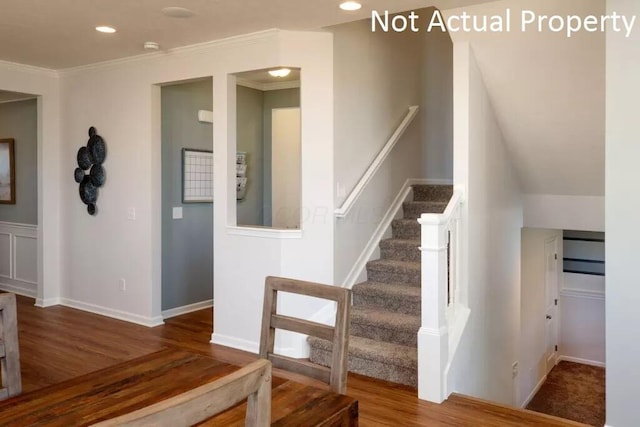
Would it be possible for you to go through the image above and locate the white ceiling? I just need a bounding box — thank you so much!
[445,0,605,196]
[0,0,495,69]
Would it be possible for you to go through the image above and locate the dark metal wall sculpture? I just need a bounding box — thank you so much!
[74,127,106,215]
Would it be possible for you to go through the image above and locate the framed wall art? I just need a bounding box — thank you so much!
[0,138,16,204]
[182,148,213,203]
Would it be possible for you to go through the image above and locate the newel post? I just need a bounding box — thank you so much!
[417,213,449,403]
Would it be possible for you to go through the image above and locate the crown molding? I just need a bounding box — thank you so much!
[236,77,300,92]
[0,59,58,78]
[58,28,281,76]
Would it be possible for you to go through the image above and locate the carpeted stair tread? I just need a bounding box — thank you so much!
[412,184,453,202]
[391,218,420,240]
[350,306,420,346]
[402,200,448,219]
[308,335,417,370]
[379,238,421,262]
[366,259,421,286]
[352,281,421,316]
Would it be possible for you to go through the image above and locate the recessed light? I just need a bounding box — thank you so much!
[162,7,195,18]
[95,26,116,33]
[339,1,362,11]
[268,68,291,78]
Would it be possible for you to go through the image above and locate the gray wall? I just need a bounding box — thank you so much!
[0,98,38,225]
[421,8,453,181]
[161,79,213,311]
[236,85,264,226]
[262,88,300,226]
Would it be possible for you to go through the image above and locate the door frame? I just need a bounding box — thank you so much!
[544,236,560,374]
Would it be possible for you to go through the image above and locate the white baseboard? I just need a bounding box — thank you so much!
[35,297,61,307]
[424,178,454,185]
[162,299,213,319]
[341,178,429,289]
[521,374,548,408]
[0,282,37,298]
[59,298,164,327]
[211,332,258,354]
[557,355,605,368]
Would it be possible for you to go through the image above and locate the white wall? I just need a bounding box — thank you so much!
[329,10,453,286]
[606,0,640,421]
[519,228,562,407]
[0,222,38,297]
[559,291,605,366]
[447,42,523,405]
[523,194,604,232]
[57,30,335,357]
[0,60,62,307]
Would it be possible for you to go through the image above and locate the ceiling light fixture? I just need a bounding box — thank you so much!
[162,7,195,18]
[144,42,160,51]
[268,68,292,78]
[339,1,362,11]
[95,26,116,33]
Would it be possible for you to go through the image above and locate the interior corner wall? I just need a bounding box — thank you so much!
[0,98,38,224]
[519,228,562,407]
[422,8,454,182]
[161,79,213,311]
[0,62,62,306]
[606,0,640,424]
[447,42,523,405]
[328,12,425,285]
[236,85,264,226]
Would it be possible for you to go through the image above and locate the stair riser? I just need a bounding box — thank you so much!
[310,347,417,387]
[352,292,420,316]
[350,321,418,347]
[367,269,420,287]
[413,185,453,203]
[402,202,446,219]
[391,222,420,240]
[380,245,421,262]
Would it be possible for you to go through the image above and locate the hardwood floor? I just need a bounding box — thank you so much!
[14,295,586,426]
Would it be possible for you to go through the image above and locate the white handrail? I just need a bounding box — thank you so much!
[334,105,419,218]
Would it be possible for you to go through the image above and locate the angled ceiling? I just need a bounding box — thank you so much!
[445,0,605,196]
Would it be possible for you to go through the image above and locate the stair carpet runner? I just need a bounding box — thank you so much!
[309,184,452,387]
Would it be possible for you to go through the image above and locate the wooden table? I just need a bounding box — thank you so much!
[0,348,358,426]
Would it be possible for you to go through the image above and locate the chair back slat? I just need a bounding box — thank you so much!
[268,353,331,384]
[270,314,334,342]
[260,276,351,394]
[92,359,272,427]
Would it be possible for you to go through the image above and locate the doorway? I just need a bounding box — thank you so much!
[0,92,39,298]
[160,78,214,317]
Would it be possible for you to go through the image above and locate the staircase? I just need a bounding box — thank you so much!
[309,184,453,387]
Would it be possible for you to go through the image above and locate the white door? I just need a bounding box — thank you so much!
[544,237,559,374]
[271,107,301,229]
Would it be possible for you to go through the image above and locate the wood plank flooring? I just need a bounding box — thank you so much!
[13,295,586,426]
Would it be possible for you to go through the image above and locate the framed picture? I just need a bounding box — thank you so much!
[182,148,213,203]
[0,139,16,205]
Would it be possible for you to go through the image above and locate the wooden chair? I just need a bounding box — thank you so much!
[0,293,21,400]
[92,359,271,427]
[259,276,351,394]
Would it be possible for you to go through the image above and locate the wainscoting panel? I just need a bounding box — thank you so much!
[0,232,11,279]
[0,222,38,297]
